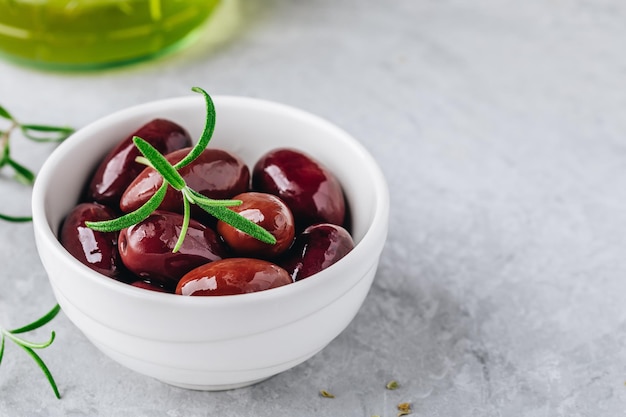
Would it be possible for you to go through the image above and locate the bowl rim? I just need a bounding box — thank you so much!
[32,94,390,306]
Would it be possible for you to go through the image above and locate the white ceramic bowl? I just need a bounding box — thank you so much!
[32,94,389,390]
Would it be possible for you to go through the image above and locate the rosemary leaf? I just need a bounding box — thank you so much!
[193,198,276,244]
[0,139,9,165]
[173,192,192,253]
[17,344,60,399]
[10,304,61,334]
[0,105,14,121]
[6,331,55,350]
[186,188,242,207]
[0,335,4,366]
[174,87,216,170]
[7,158,36,185]
[133,136,185,190]
[134,156,153,167]
[20,124,74,142]
[86,182,168,232]
[0,213,32,222]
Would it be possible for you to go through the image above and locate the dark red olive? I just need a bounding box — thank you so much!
[176,258,293,296]
[279,223,355,281]
[59,202,124,279]
[130,279,173,293]
[119,148,250,219]
[252,148,346,229]
[87,119,192,207]
[118,211,228,287]
[217,192,295,258]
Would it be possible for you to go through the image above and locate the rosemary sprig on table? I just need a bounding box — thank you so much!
[0,304,62,398]
[0,103,74,221]
[0,103,69,398]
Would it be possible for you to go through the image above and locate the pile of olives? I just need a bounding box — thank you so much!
[60,119,355,296]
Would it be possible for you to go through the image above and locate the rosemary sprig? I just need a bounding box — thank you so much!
[0,304,62,399]
[86,87,276,252]
[0,103,74,221]
[19,124,75,143]
[0,213,32,222]
[0,103,66,398]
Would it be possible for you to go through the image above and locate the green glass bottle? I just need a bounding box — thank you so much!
[0,0,221,70]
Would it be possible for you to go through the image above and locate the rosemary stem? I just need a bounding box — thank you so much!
[0,122,17,153]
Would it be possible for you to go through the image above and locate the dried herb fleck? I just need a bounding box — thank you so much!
[386,379,399,390]
[319,389,335,398]
[397,402,412,416]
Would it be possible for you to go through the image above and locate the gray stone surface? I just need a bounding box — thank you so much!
[1,0,625,415]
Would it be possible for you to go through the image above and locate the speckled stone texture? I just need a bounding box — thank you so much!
[1,0,625,416]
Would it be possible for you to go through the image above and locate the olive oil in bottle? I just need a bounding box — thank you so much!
[0,0,221,69]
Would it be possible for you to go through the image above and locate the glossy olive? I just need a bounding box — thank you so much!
[118,211,228,287]
[130,279,173,293]
[176,258,293,296]
[119,148,250,219]
[280,223,355,281]
[217,192,295,258]
[87,118,191,207]
[59,202,124,279]
[252,148,346,228]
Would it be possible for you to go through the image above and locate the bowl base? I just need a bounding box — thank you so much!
[160,376,272,391]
